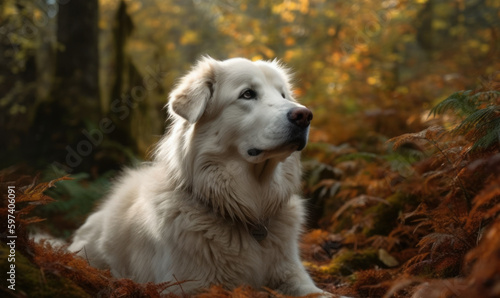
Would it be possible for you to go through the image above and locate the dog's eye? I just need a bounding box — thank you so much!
[281,93,286,98]
[239,89,257,100]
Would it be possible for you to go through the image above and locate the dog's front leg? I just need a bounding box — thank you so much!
[271,256,331,297]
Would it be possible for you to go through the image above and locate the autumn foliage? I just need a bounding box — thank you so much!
[299,76,500,297]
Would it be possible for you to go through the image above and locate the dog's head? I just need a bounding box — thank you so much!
[169,57,312,164]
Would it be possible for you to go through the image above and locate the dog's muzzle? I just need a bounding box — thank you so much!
[247,107,313,157]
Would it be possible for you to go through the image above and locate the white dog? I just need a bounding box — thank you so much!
[69,57,325,296]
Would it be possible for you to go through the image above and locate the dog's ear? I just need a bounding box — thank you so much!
[169,57,217,123]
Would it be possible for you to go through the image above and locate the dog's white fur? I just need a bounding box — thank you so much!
[69,57,323,296]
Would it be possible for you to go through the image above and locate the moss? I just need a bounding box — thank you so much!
[331,213,354,233]
[363,192,417,237]
[0,244,89,297]
[321,248,383,276]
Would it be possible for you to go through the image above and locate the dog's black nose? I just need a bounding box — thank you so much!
[287,107,313,128]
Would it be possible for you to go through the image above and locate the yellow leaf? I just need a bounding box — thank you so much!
[395,86,409,94]
[432,19,448,30]
[252,55,264,61]
[285,37,296,46]
[180,30,199,45]
[284,50,296,61]
[260,46,275,59]
[480,44,490,53]
[367,76,379,85]
[328,27,337,36]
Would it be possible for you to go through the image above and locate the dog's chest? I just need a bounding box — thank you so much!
[230,222,292,277]
[163,193,303,288]
[227,231,280,285]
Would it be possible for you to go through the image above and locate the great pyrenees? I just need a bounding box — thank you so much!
[69,57,325,296]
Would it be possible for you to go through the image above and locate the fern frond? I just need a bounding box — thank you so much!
[471,117,500,150]
[335,152,379,163]
[417,233,456,254]
[404,252,430,271]
[383,277,424,298]
[387,126,444,150]
[430,90,475,116]
[455,106,499,133]
[333,195,389,220]
[430,89,500,151]
[430,90,500,117]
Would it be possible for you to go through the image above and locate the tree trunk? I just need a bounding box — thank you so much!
[106,0,139,154]
[55,0,100,119]
[32,0,100,173]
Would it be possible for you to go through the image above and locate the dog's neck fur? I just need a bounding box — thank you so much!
[154,120,302,227]
[253,158,281,183]
[191,154,299,226]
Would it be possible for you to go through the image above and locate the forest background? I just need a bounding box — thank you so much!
[1,0,499,297]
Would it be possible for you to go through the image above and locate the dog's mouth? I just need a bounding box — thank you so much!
[247,148,264,156]
[247,138,307,157]
[244,124,310,161]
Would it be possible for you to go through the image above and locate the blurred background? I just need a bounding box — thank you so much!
[2,1,500,296]
[1,0,499,242]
